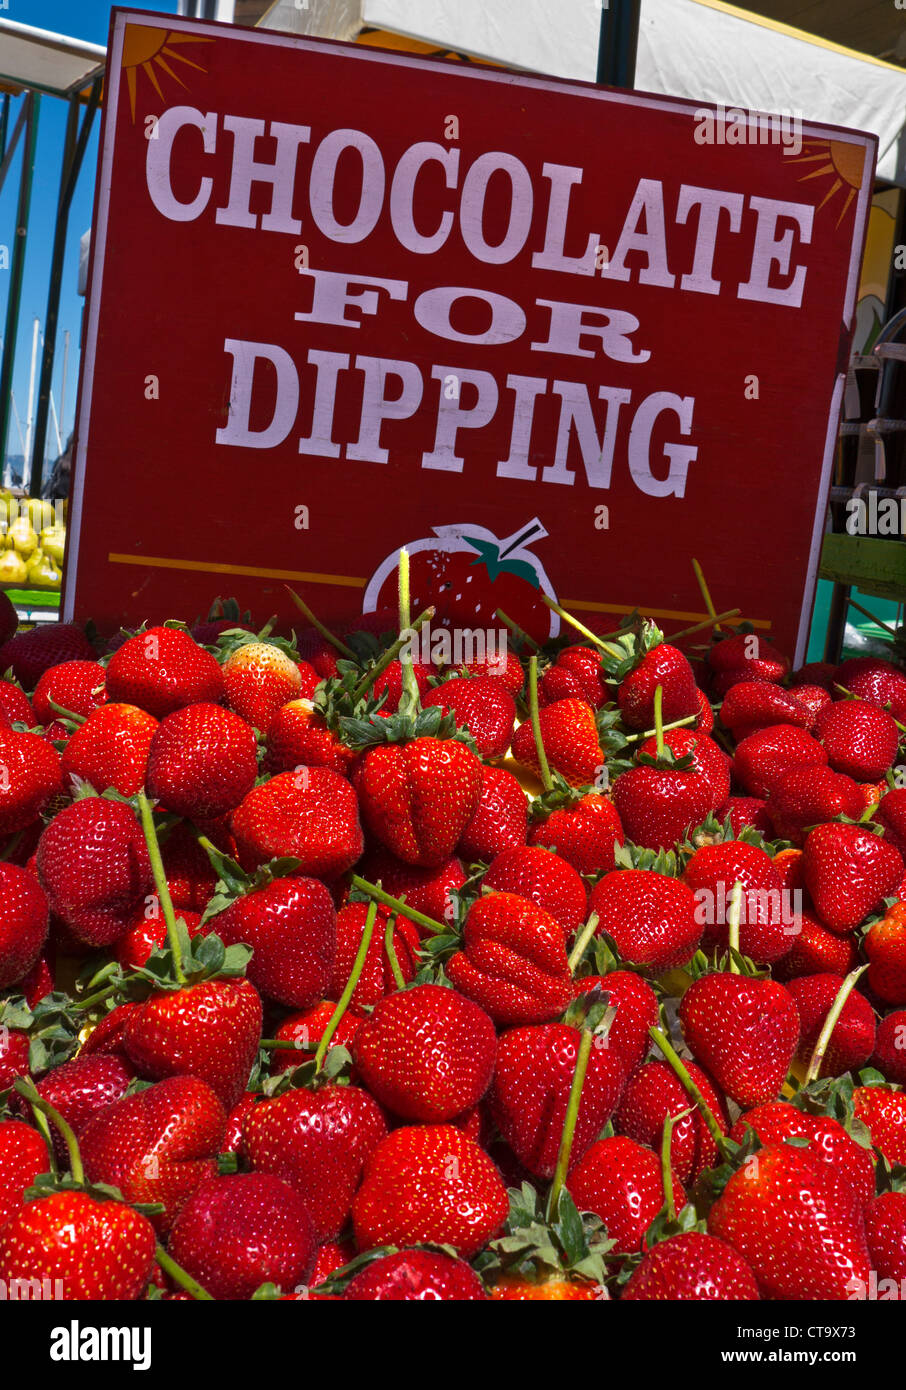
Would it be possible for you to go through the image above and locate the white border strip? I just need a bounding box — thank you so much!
[65,9,877,654]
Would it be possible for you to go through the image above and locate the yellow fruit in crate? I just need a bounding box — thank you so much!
[7,517,38,558]
[26,498,55,531]
[0,549,28,585]
[28,551,62,589]
[40,526,66,565]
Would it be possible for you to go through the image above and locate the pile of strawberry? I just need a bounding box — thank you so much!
[1,573,906,1302]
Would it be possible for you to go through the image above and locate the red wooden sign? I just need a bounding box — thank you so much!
[65,8,875,661]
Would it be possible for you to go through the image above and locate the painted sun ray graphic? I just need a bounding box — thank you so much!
[784,138,864,229]
[121,26,214,121]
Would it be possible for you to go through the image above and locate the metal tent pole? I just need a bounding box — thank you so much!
[0,92,40,479]
[30,78,101,497]
[596,0,642,86]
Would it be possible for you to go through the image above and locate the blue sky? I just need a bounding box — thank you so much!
[0,0,179,468]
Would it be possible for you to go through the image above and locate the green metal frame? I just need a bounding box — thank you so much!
[596,0,641,86]
[0,90,40,479]
[30,76,102,495]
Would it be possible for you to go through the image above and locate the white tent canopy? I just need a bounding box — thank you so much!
[0,16,105,97]
[261,0,906,184]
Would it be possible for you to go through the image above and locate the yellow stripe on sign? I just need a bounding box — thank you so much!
[562,597,771,629]
[107,553,367,588]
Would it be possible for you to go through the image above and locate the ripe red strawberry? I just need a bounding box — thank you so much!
[681,840,793,964]
[124,976,262,1109]
[106,625,224,717]
[60,703,158,797]
[874,788,906,857]
[773,909,859,982]
[489,1276,599,1300]
[25,1055,133,1163]
[570,1136,683,1254]
[865,904,906,1004]
[528,793,622,877]
[708,632,789,689]
[168,1172,316,1299]
[765,764,865,845]
[708,1142,871,1299]
[791,661,838,692]
[161,821,219,912]
[636,728,731,806]
[446,891,572,1025]
[733,725,828,798]
[216,876,336,1009]
[0,1119,48,1231]
[0,1024,29,1090]
[785,973,876,1077]
[802,822,903,933]
[618,644,699,731]
[679,973,799,1107]
[0,862,48,988]
[589,870,701,971]
[730,1102,875,1208]
[222,642,304,732]
[354,846,466,928]
[457,645,524,695]
[75,1001,138,1059]
[482,844,587,931]
[622,1231,760,1300]
[458,765,528,861]
[115,904,203,970]
[329,902,419,1008]
[716,796,772,837]
[0,623,96,689]
[421,676,516,759]
[0,1187,156,1300]
[32,661,107,725]
[573,971,658,1071]
[352,1124,508,1257]
[837,656,906,723]
[231,768,364,879]
[369,658,434,715]
[269,1002,362,1075]
[511,697,604,788]
[352,983,496,1122]
[815,699,900,781]
[614,1058,730,1185]
[36,797,152,947]
[0,679,35,727]
[355,736,481,867]
[343,1249,487,1301]
[853,1085,906,1165]
[18,949,54,1007]
[864,1192,906,1283]
[80,1074,226,1234]
[720,681,813,738]
[791,683,833,724]
[871,1009,906,1085]
[490,1022,626,1178]
[0,728,62,833]
[266,699,356,777]
[244,1084,387,1241]
[613,762,714,851]
[540,645,606,708]
[146,703,258,819]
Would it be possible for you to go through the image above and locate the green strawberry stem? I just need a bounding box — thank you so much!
[648,1026,732,1162]
[727,879,743,974]
[384,916,406,991]
[669,608,741,644]
[15,1080,84,1184]
[314,900,379,1072]
[495,607,541,654]
[17,1083,58,1176]
[350,874,447,936]
[623,712,700,744]
[803,964,870,1085]
[350,604,435,704]
[528,656,554,793]
[47,698,87,726]
[73,982,119,1012]
[691,558,723,633]
[397,548,422,718]
[653,684,665,759]
[259,1039,308,1051]
[546,1025,593,1220]
[136,791,186,986]
[285,586,358,661]
[540,595,620,658]
[567,912,600,975]
[660,1109,690,1222]
[154,1245,214,1301]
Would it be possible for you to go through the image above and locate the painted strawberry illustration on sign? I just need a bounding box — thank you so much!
[363,520,560,644]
